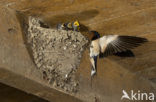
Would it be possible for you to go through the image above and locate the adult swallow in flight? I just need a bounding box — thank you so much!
[89,31,148,77]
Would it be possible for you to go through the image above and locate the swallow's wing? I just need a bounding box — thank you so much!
[99,35,148,57]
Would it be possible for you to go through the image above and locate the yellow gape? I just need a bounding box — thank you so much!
[74,20,80,26]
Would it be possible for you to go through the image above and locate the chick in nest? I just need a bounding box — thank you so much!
[57,20,80,31]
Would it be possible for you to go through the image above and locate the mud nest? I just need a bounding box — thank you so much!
[27,17,88,92]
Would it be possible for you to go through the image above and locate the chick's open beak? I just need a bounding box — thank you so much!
[74,21,80,26]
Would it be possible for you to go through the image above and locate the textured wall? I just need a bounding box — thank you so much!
[0,0,156,102]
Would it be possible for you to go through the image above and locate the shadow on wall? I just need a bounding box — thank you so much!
[15,11,36,67]
[0,83,49,102]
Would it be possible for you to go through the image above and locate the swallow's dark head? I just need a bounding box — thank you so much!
[89,31,100,40]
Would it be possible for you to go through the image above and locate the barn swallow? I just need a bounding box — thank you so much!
[89,31,148,77]
[57,23,66,30]
[64,22,73,30]
[72,20,80,31]
[57,20,80,31]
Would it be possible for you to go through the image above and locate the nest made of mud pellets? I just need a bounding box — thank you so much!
[27,17,88,92]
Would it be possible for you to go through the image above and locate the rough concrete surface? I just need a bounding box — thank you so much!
[0,0,156,102]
